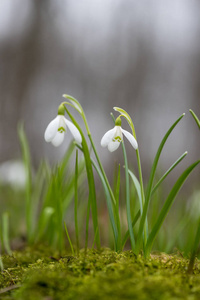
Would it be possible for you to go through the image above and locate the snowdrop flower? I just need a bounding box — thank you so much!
[44,105,82,147]
[101,117,138,152]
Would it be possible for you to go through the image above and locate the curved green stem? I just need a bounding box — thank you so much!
[88,134,121,250]
[74,149,79,255]
[135,148,147,244]
[63,106,101,249]
[122,141,136,251]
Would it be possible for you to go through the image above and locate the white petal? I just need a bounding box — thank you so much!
[100,127,116,147]
[44,116,60,142]
[51,131,65,147]
[108,140,121,152]
[58,115,67,130]
[114,126,123,141]
[121,129,138,150]
[64,118,82,144]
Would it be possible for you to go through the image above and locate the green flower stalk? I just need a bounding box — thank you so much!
[101,114,138,251]
[112,108,147,249]
[61,103,101,249]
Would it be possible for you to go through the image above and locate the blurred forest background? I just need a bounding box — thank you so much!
[0,0,199,184]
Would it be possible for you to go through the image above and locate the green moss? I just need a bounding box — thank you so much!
[0,248,200,300]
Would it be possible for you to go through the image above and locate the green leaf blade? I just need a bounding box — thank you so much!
[151,151,188,196]
[189,109,200,129]
[145,160,200,257]
[135,113,185,255]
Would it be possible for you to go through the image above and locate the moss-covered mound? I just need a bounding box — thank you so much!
[0,247,200,299]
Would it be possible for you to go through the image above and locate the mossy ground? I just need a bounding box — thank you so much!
[0,247,200,300]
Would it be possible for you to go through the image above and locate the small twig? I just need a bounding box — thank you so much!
[0,284,21,294]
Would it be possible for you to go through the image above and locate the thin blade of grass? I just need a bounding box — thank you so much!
[189,109,200,129]
[135,114,185,255]
[36,207,54,242]
[2,212,12,256]
[62,157,85,212]
[0,232,3,270]
[74,149,79,255]
[88,135,116,206]
[85,195,90,255]
[60,142,75,175]
[18,122,32,243]
[188,218,200,273]
[122,209,140,250]
[151,151,188,196]
[122,142,136,251]
[92,228,99,250]
[92,159,119,250]
[128,170,142,213]
[30,161,48,243]
[64,222,74,255]
[64,106,100,249]
[113,163,121,250]
[0,256,3,271]
[114,164,121,214]
[145,160,200,257]
[128,169,148,240]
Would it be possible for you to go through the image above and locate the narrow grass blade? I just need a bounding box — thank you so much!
[64,107,100,249]
[30,161,49,242]
[2,213,12,256]
[64,222,74,255]
[88,135,116,206]
[36,207,54,242]
[135,114,185,254]
[151,151,188,195]
[0,256,3,271]
[34,146,84,248]
[145,160,200,257]
[189,109,200,129]
[114,164,122,249]
[188,218,200,273]
[164,214,191,253]
[92,228,99,250]
[128,169,148,240]
[85,195,90,254]
[128,170,142,213]
[92,160,119,250]
[114,164,121,213]
[62,156,85,212]
[60,142,75,175]
[78,141,120,250]
[18,122,32,242]
[122,142,136,251]
[192,218,200,255]
[74,149,79,255]
[122,209,140,250]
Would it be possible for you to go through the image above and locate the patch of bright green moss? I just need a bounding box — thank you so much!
[0,248,200,300]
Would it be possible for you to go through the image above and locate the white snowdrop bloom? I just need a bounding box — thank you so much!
[101,125,138,152]
[44,115,82,147]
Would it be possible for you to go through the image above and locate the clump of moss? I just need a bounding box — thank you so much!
[0,248,200,300]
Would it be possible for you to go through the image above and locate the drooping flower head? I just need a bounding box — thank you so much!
[44,104,82,147]
[101,116,138,152]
